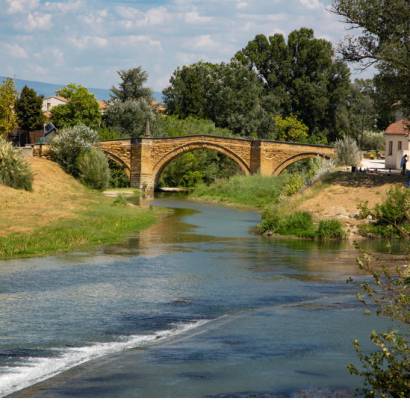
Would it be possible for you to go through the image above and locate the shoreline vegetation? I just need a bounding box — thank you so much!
[0,157,159,260]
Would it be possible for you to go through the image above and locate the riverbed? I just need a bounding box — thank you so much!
[0,198,397,397]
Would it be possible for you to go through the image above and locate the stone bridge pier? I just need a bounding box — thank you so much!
[98,135,335,197]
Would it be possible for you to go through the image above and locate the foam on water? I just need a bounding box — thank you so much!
[0,319,209,397]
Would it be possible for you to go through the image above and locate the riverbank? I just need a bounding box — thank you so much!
[0,157,159,259]
[189,171,405,240]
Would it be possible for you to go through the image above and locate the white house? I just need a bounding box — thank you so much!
[385,119,410,170]
[42,96,68,113]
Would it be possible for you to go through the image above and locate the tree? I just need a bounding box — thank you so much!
[76,147,110,190]
[103,99,157,138]
[235,28,353,141]
[110,66,152,102]
[347,252,409,397]
[51,84,101,129]
[0,78,18,139]
[272,115,309,143]
[335,135,362,167]
[332,0,410,116]
[163,61,272,137]
[49,125,99,176]
[15,86,44,132]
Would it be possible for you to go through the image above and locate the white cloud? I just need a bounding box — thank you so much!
[43,0,82,13]
[23,12,52,31]
[4,43,28,59]
[299,0,322,9]
[6,0,37,14]
[69,36,108,49]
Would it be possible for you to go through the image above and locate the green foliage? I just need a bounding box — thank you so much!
[159,150,240,188]
[317,219,345,240]
[0,78,18,138]
[103,99,156,138]
[272,115,309,143]
[358,187,410,238]
[191,175,289,208]
[108,159,130,188]
[347,253,410,397]
[282,173,305,196]
[236,28,354,141]
[51,83,101,129]
[110,66,152,102]
[0,138,33,190]
[156,115,236,137]
[359,131,384,151]
[332,0,410,117]
[260,208,316,238]
[49,125,98,177]
[335,136,362,167]
[76,147,110,190]
[97,127,124,141]
[112,194,129,206]
[163,61,271,137]
[15,86,44,132]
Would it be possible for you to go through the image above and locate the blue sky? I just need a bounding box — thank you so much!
[0,0,361,91]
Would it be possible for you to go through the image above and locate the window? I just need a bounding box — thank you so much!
[389,141,393,156]
[399,141,402,150]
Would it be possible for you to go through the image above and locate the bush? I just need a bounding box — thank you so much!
[335,136,362,167]
[76,148,110,190]
[358,187,410,238]
[260,208,316,238]
[359,131,385,151]
[49,125,99,176]
[317,219,345,240]
[0,139,33,190]
[282,173,305,196]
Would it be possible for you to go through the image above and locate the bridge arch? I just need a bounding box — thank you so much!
[101,150,131,177]
[273,152,332,176]
[152,141,251,186]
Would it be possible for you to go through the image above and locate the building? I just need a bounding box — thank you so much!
[42,95,68,114]
[385,119,410,169]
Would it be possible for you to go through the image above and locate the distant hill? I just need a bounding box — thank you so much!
[0,76,163,102]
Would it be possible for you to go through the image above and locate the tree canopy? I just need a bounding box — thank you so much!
[51,84,101,129]
[0,78,18,138]
[110,66,152,102]
[15,86,44,132]
[332,0,410,116]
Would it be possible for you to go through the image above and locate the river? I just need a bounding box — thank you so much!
[0,198,397,397]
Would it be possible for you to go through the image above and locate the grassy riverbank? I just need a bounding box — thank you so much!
[0,157,158,259]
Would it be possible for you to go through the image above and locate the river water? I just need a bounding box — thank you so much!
[0,198,397,397]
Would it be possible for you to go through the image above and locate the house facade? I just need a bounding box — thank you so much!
[385,119,410,169]
[42,96,68,113]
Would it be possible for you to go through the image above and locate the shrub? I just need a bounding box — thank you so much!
[317,219,345,240]
[260,208,316,238]
[76,148,110,190]
[0,139,33,190]
[335,136,362,167]
[282,173,305,196]
[358,187,410,238]
[49,125,98,176]
[359,131,385,151]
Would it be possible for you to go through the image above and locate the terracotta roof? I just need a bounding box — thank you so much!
[98,100,108,110]
[385,119,410,135]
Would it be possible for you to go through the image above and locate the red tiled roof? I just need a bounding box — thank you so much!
[385,119,410,135]
[98,100,107,110]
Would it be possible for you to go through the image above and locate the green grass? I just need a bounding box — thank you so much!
[190,174,290,208]
[0,199,158,259]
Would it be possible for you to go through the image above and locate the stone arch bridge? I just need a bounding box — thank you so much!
[96,135,335,194]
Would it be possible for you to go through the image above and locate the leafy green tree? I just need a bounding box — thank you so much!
[332,0,410,116]
[335,135,362,167]
[110,66,152,102]
[15,86,44,132]
[103,99,156,138]
[235,28,353,141]
[272,115,309,143]
[163,61,272,137]
[0,78,18,138]
[51,84,101,129]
